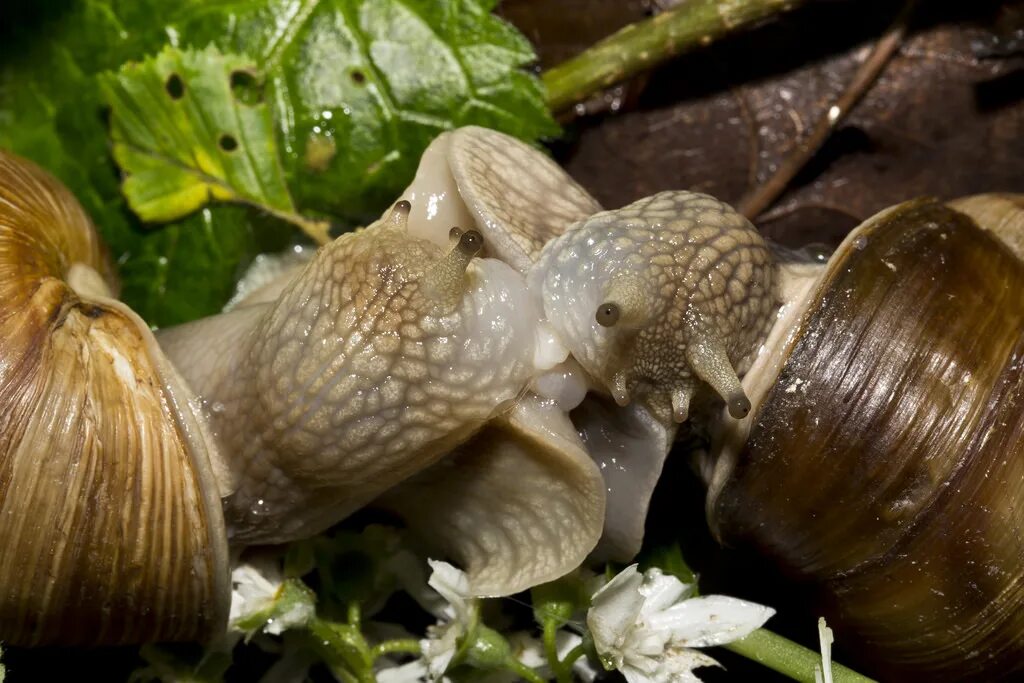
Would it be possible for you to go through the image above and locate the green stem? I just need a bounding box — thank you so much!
[267,206,331,245]
[560,642,588,671]
[370,639,422,660]
[347,601,362,629]
[542,0,806,113]
[724,629,877,683]
[307,618,375,683]
[506,657,548,683]
[542,620,571,683]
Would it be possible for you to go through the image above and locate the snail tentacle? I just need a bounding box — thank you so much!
[423,226,484,312]
[682,316,751,420]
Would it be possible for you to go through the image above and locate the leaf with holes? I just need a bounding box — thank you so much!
[176,0,560,223]
[101,45,327,242]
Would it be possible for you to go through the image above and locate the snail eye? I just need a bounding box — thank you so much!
[449,226,463,241]
[595,302,620,327]
[457,229,483,256]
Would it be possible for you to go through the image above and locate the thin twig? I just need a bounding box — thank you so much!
[737,2,917,220]
[542,0,807,114]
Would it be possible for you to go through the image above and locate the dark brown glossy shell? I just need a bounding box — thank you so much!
[708,199,1024,680]
[0,150,229,645]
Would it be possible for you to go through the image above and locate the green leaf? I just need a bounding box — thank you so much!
[0,3,292,326]
[108,205,292,325]
[175,0,559,222]
[1,0,556,324]
[100,45,329,242]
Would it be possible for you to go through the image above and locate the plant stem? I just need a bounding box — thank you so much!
[307,618,375,683]
[268,206,331,245]
[370,639,422,660]
[542,0,806,113]
[506,657,548,683]
[560,642,589,672]
[542,620,571,683]
[724,629,877,683]
[736,0,916,219]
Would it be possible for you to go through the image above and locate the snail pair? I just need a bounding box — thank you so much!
[2,128,1023,681]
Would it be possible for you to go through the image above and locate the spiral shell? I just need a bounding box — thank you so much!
[707,199,1024,680]
[0,150,229,645]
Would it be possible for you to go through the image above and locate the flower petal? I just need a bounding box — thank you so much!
[662,647,721,675]
[637,568,691,615]
[427,560,472,623]
[422,623,460,679]
[650,595,775,647]
[588,564,646,654]
[377,658,429,683]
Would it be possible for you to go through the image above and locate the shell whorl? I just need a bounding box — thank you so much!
[0,150,229,645]
[708,199,1024,680]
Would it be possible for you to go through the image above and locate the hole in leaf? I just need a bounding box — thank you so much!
[230,69,264,105]
[219,134,239,152]
[350,69,366,85]
[165,73,185,99]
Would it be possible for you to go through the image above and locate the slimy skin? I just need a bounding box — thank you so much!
[160,129,779,591]
[528,191,778,426]
[159,202,546,545]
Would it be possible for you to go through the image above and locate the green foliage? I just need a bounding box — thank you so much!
[101,46,299,226]
[0,0,555,325]
[174,0,559,224]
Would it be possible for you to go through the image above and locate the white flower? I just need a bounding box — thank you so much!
[419,559,477,680]
[587,564,775,683]
[228,558,315,636]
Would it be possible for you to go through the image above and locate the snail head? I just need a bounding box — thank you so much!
[529,191,778,425]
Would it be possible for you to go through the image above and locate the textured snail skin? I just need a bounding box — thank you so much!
[403,125,602,268]
[0,150,229,646]
[528,191,777,426]
[708,199,1024,681]
[159,204,545,546]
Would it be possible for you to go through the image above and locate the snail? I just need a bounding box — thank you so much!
[3,125,1021,681]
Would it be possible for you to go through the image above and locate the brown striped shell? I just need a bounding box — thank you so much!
[706,198,1024,681]
[0,150,229,645]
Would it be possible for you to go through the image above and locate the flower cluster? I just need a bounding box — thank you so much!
[588,565,775,683]
[387,560,774,683]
